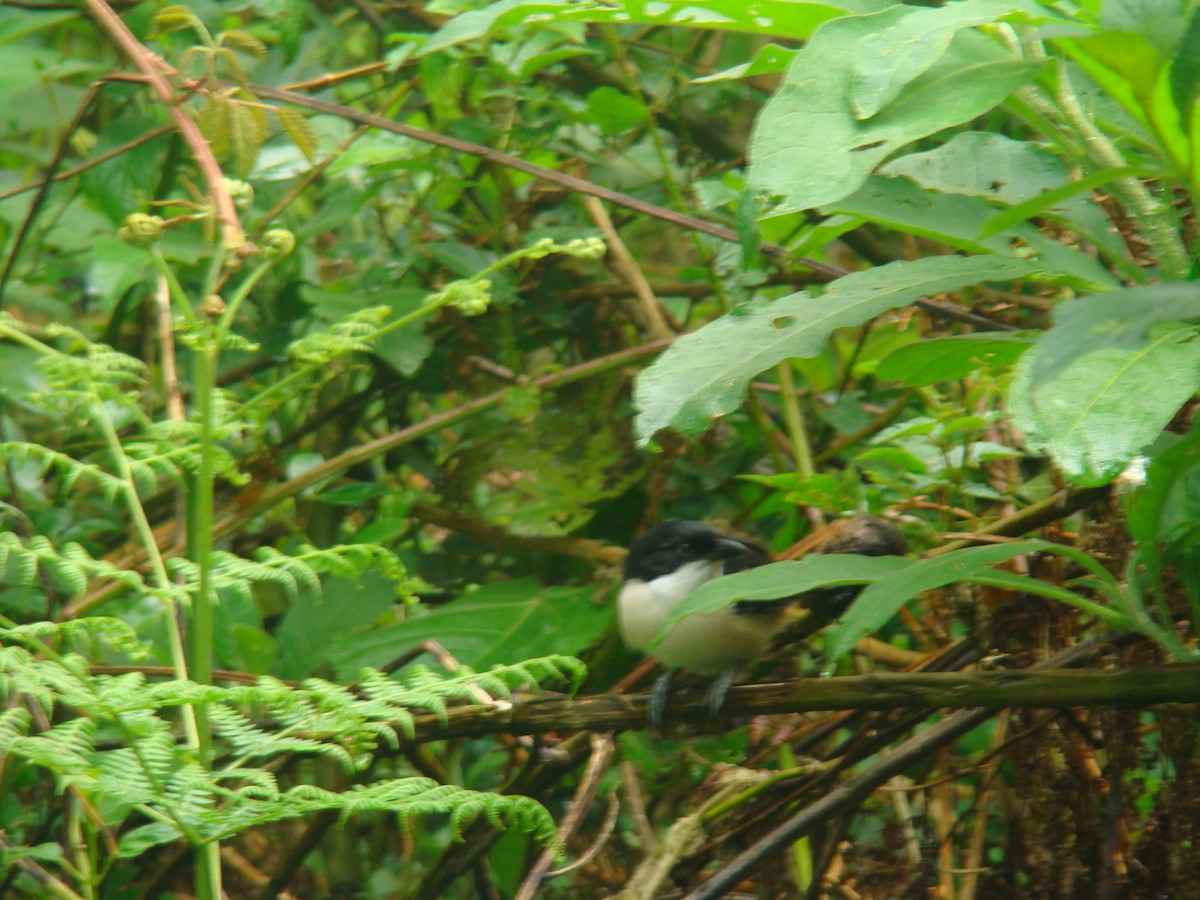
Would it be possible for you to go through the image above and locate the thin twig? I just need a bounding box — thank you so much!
[581,194,675,339]
[0,81,104,305]
[515,733,615,900]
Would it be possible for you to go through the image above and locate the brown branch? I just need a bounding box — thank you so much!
[515,733,614,900]
[391,659,1200,747]
[83,0,243,248]
[0,81,104,305]
[581,194,675,340]
[240,81,1014,332]
[931,484,1112,556]
[411,502,625,566]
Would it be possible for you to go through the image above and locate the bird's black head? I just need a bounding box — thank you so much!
[623,520,752,582]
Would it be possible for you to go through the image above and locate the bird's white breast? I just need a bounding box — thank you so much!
[617,561,779,676]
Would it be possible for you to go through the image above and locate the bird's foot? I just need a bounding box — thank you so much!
[648,668,677,730]
[705,668,735,718]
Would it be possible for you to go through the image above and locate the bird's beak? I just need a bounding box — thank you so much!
[711,537,750,561]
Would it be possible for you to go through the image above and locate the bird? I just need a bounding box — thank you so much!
[616,520,786,727]
[617,517,907,728]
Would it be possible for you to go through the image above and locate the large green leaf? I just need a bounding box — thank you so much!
[334,579,611,677]
[830,176,1120,290]
[1009,324,1200,485]
[879,132,1134,269]
[655,554,911,644]
[634,254,1038,443]
[750,10,1040,215]
[421,0,870,55]
[824,541,1121,659]
[852,0,1030,119]
[276,572,400,680]
[1030,283,1200,383]
[880,132,1068,205]
[1057,29,1189,174]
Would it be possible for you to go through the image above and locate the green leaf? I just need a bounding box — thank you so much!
[1169,6,1200,131]
[275,106,317,162]
[1056,32,1189,170]
[634,254,1038,443]
[89,236,151,311]
[231,97,268,175]
[276,571,400,679]
[691,43,797,84]
[334,579,611,676]
[977,164,1148,238]
[656,554,912,644]
[878,132,1140,268]
[421,0,868,55]
[880,132,1070,205]
[1125,423,1200,546]
[750,11,1041,214]
[1100,0,1186,57]
[852,0,1028,119]
[220,29,269,59]
[876,333,1035,385]
[585,86,649,136]
[374,289,435,376]
[1030,282,1200,384]
[824,541,1075,659]
[830,176,1121,290]
[1009,324,1200,485]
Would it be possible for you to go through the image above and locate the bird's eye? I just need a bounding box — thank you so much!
[677,543,698,559]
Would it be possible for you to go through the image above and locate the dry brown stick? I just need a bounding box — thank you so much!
[581,194,675,340]
[514,732,615,900]
[931,484,1111,555]
[154,275,185,421]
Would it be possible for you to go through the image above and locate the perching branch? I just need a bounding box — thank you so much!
[393,660,1200,747]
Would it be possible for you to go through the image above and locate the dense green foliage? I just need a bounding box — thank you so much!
[3,0,1200,897]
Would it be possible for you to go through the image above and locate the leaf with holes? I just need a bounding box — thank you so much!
[634,254,1038,444]
[1009,324,1200,485]
[750,8,1041,214]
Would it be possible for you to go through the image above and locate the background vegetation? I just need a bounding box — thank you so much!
[3,0,1200,897]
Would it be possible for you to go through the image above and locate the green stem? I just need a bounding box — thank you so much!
[1053,59,1190,280]
[149,247,196,326]
[218,256,275,331]
[188,244,228,900]
[776,362,814,477]
[89,381,200,748]
[190,341,218,721]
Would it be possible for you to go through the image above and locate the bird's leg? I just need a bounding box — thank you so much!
[648,668,678,730]
[705,668,736,719]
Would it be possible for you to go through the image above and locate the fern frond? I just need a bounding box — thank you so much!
[209,703,356,771]
[287,305,391,365]
[8,718,100,791]
[0,707,33,744]
[0,442,123,500]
